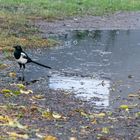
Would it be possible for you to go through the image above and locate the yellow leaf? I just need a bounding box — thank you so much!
[80,111,89,118]
[7,132,29,139]
[0,115,9,123]
[102,127,110,134]
[16,84,26,89]
[120,105,129,109]
[120,104,137,110]
[20,89,33,94]
[1,89,12,94]
[44,135,57,140]
[135,112,140,117]
[32,95,45,100]
[0,105,7,109]
[0,64,8,69]
[52,112,62,119]
[9,72,16,78]
[90,113,106,118]
[10,119,27,129]
[75,109,89,118]
[42,111,53,119]
[0,115,27,129]
[91,118,97,124]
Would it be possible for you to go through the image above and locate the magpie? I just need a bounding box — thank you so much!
[13,45,51,71]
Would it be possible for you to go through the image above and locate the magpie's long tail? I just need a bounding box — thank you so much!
[31,60,51,69]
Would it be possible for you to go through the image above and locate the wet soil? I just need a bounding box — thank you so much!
[36,11,140,36]
[1,65,140,140]
[1,12,140,140]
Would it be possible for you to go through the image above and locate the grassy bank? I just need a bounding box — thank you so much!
[0,0,140,52]
[1,0,140,18]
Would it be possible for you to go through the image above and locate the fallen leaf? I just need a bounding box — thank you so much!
[1,89,12,94]
[16,84,26,89]
[9,119,27,129]
[81,126,90,129]
[44,135,57,140]
[120,105,129,110]
[69,137,77,140]
[91,118,97,124]
[0,115,27,129]
[36,133,44,138]
[42,111,53,120]
[30,106,39,112]
[32,95,45,100]
[80,111,89,118]
[0,115,9,123]
[9,72,16,78]
[128,94,139,97]
[7,132,29,139]
[12,90,21,95]
[120,104,137,110]
[101,127,110,134]
[90,113,106,118]
[20,89,33,94]
[96,133,103,139]
[52,112,62,119]
[0,105,7,109]
[135,112,140,117]
[0,64,8,69]
[75,109,90,118]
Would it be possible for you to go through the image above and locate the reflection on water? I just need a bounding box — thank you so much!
[27,30,140,108]
[49,75,110,107]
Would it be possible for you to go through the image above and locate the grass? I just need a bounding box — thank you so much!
[0,0,140,53]
[1,0,140,18]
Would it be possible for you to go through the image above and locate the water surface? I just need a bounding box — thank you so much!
[26,30,140,108]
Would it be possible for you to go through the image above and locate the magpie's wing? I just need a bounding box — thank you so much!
[21,52,29,59]
[21,51,32,62]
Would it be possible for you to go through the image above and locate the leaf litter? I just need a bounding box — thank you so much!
[0,64,140,139]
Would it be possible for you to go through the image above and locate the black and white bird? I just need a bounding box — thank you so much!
[13,45,51,71]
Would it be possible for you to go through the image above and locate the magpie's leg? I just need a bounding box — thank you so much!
[23,64,25,71]
[18,63,22,73]
[20,64,25,80]
[21,64,25,75]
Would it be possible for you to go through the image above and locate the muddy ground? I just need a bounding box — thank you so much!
[36,11,140,35]
[1,12,140,140]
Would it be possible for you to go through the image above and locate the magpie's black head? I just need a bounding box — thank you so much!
[13,45,23,52]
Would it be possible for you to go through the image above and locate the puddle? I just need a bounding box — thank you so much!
[49,75,110,107]
[26,30,140,108]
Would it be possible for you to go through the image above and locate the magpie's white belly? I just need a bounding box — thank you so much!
[17,56,28,64]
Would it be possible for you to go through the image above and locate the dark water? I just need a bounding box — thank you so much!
[26,30,140,108]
